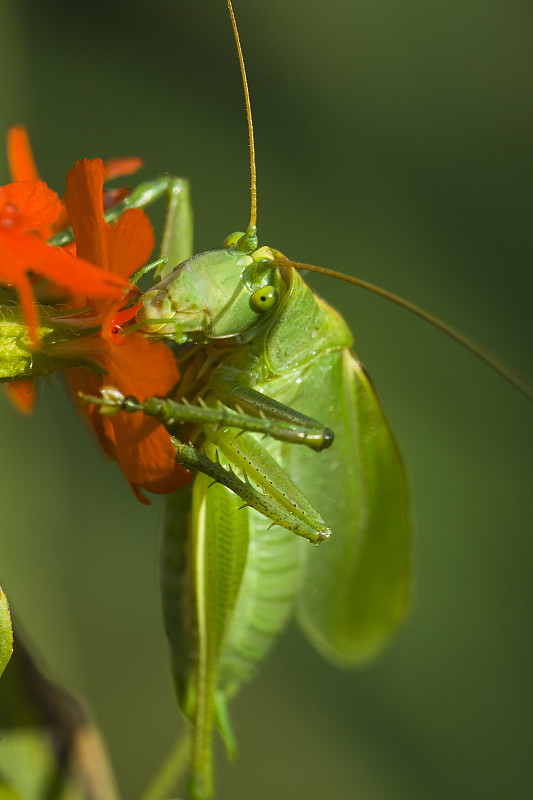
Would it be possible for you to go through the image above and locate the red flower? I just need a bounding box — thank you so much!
[1,127,130,411]
[2,127,191,499]
[0,134,129,350]
[63,158,191,502]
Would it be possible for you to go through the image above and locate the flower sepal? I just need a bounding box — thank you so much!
[0,303,108,381]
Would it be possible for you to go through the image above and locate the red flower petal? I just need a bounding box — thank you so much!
[103,157,143,181]
[110,302,142,343]
[7,126,39,182]
[6,127,71,236]
[102,187,131,210]
[0,230,128,297]
[0,181,62,235]
[5,379,36,414]
[64,159,154,280]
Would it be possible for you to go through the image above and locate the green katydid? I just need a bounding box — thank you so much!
[89,169,411,800]
[77,2,532,799]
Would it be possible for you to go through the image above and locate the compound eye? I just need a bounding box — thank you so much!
[250,285,278,313]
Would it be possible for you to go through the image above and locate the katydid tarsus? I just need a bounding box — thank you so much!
[76,2,532,799]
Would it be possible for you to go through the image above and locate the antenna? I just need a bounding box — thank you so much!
[273,259,533,402]
[227,0,258,250]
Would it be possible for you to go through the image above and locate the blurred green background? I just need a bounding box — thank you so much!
[1,0,532,797]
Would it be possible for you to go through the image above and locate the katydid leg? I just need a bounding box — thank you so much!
[172,437,330,544]
[209,366,333,451]
[81,389,332,449]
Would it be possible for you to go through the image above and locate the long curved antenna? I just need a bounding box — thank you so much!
[227,0,257,246]
[273,259,533,402]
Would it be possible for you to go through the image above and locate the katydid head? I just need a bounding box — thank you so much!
[136,239,285,343]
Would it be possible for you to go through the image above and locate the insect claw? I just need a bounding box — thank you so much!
[198,396,207,408]
[234,403,244,415]
[214,449,220,464]
[237,503,249,511]
[267,522,276,531]
[242,469,249,484]
[207,480,217,489]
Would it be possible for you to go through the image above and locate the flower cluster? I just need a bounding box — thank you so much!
[1,127,128,348]
[0,127,191,500]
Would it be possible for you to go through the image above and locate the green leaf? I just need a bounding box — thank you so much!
[0,588,13,678]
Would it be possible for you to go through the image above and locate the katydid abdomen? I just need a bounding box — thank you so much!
[156,259,409,798]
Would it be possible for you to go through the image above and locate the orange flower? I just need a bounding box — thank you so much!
[63,158,191,502]
[2,127,152,415]
[2,127,190,498]
[0,180,128,349]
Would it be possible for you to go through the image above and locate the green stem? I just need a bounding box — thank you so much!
[139,731,191,800]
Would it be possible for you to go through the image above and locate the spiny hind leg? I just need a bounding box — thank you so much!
[209,366,334,451]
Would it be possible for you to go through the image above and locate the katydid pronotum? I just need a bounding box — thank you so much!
[73,3,532,799]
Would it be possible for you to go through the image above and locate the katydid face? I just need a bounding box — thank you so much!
[137,243,284,343]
